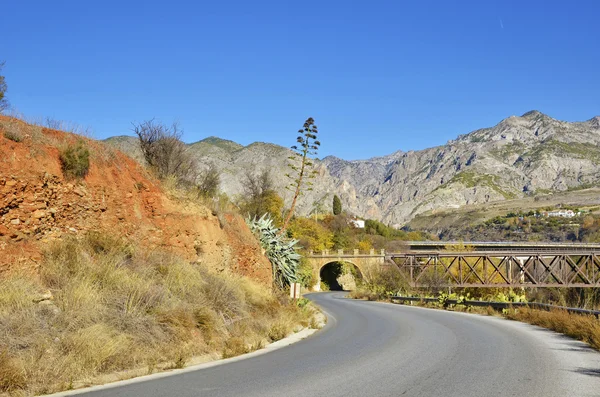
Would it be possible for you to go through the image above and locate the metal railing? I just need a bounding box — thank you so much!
[389,251,600,287]
[390,296,600,318]
[307,249,386,257]
[403,241,600,252]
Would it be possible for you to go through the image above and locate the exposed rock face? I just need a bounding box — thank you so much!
[106,111,600,225]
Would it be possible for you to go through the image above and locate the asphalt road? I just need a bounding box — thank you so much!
[65,292,600,397]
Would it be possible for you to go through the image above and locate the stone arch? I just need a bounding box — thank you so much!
[305,250,387,291]
[317,260,363,291]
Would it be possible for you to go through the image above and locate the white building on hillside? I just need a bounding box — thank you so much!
[544,210,576,218]
[349,219,365,228]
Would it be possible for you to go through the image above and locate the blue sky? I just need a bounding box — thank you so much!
[2,0,599,159]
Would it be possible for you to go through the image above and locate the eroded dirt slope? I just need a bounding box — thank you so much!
[0,116,271,283]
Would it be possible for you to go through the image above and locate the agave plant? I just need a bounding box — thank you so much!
[247,214,301,288]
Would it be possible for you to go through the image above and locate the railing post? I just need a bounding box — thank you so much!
[369,248,375,256]
[337,249,344,256]
[380,249,385,256]
[354,248,359,256]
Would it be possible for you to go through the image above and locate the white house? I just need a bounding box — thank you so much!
[349,219,365,228]
[544,210,576,218]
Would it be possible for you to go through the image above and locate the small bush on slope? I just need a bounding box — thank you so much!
[3,128,22,142]
[0,232,312,395]
[59,140,90,179]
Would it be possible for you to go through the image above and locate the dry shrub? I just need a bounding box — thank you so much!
[0,232,313,395]
[3,129,22,142]
[0,117,24,143]
[348,289,379,301]
[506,308,600,350]
[0,351,27,393]
[193,307,221,334]
[201,271,247,324]
[133,119,197,183]
[352,266,410,300]
[222,337,251,358]
[60,324,132,374]
[268,321,291,341]
[157,306,196,329]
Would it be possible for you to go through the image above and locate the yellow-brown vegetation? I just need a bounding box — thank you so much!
[505,308,600,350]
[0,233,314,395]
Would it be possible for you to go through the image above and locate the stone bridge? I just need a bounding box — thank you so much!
[305,249,388,290]
[305,246,600,289]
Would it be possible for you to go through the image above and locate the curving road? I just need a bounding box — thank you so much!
[59,292,599,397]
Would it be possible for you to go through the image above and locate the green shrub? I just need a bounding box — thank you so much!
[60,140,90,179]
[296,257,316,289]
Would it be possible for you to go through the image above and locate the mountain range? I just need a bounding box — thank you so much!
[105,111,600,225]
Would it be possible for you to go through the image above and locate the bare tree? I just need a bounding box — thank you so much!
[0,61,9,113]
[240,167,284,223]
[196,163,220,198]
[242,167,274,200]
[132,119,196,183]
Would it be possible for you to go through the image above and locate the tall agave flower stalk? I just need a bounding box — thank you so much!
[247,214,301,288]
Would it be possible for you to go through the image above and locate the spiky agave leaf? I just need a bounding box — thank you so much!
[247,214,300,288]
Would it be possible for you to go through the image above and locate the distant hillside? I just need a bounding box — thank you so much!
[106,111,600,225]
[407,187,600,239]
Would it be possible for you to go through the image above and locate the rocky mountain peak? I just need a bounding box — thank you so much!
[589,116,600,128]
[191,136,244,152]
[520,110,548,120]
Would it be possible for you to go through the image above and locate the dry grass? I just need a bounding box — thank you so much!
[505,308,600,350]
[0,232,313,395]
[0,351,26,393]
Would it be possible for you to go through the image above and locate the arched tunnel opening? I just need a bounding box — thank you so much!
[320,261,363,291]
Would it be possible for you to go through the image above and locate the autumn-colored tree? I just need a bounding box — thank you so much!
[357,239,372,252]
[287,217,333,252]
[280,117,320,232]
